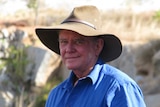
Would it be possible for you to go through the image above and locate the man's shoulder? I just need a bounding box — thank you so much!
[101,64,136,85]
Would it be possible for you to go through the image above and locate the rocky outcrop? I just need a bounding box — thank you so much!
[134,40,160,94]
[0,27,64,106]
[25,46,62,87]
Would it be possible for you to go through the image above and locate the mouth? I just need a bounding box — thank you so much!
[65,56,79,59]
[65,55,80,60]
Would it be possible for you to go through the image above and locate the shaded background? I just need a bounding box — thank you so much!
[0,0,160,107]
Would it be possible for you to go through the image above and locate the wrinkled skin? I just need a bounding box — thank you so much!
[59,30,104,78]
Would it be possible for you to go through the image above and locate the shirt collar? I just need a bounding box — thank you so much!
[63,59,104,89]
[87,59,104,84]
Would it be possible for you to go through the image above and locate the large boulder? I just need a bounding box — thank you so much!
[25,46,62,87]
[134,40,160,107]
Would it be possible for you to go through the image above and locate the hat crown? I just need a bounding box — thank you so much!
[63,5,102,30]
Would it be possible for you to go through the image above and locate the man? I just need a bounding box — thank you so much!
[35,5,146,107]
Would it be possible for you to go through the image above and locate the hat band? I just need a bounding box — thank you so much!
[61,18,96,29]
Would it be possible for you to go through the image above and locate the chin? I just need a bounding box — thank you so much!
[66,65,78,70]
[67,66,75,70]
[65,61,80,70]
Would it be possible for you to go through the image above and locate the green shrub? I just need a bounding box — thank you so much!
[34,76,62,107]
[153,10,160,22]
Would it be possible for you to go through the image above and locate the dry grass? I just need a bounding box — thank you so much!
[1,8,160,44]
[101,10,160,43]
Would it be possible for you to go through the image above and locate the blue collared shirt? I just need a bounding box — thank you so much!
[45,60,146,107]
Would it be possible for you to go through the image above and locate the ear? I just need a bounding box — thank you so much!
[95,38,104,57]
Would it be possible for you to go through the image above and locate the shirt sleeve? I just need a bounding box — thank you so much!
[105,82,146,107]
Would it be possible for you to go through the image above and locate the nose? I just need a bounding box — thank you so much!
[65,42,75,53]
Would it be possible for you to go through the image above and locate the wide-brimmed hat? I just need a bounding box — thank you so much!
[35,5,122,62]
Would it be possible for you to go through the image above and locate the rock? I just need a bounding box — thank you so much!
[109,44,137,79]
[0,91,13,107]
[145,94,160,107]
[25,46,62,87]
[134,40,160,95]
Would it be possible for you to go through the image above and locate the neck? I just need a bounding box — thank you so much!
[73,67,93,79]
[72,58,100,78]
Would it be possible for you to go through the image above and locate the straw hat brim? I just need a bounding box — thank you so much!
[35,23,122,62]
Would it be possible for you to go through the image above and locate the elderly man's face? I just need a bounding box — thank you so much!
[59,30,103,73]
